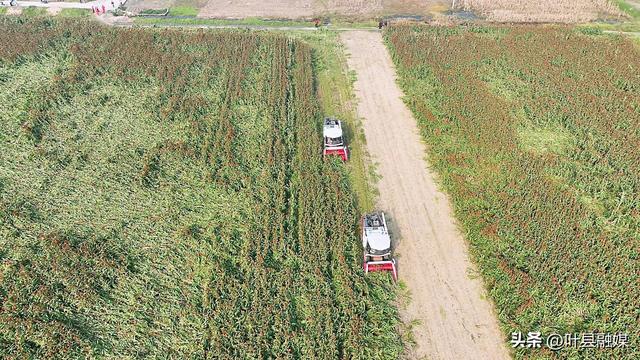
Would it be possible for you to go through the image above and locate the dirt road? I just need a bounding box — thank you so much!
[341,30,510,360]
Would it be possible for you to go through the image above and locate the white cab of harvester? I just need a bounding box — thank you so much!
[361,211,397,281]
[362,212,391,260]
[323,117,348,161]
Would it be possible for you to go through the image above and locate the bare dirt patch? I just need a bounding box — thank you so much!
[98,12,135,25]
[46,6,63,15]
[198,0,449,19]
[459,0,624,22]
[6,6,22,15]
[341,30,510,360]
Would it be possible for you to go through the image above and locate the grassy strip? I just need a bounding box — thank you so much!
[138,8,169,16]
[134,16,377,29]
[613,0,640,19]
[579,20,640,33]
[135,16,315,27]
[291,30,377,211]
[168,6,198,16]
[58,8,91,17]
[21,6,47,17]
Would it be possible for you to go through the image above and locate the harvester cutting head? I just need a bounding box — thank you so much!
[323,117,348,161]
[361,211,397,281]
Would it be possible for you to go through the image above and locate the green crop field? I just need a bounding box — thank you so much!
[0,18,402,358]
[386,25,639,359]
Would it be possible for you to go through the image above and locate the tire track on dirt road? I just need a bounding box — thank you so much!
[341,30,510,360]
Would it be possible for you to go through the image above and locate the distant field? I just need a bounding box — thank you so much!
[124,0,206,14]
[113,0,632,21]
[197,0,448,18]
[0,18,401,358]
[387,25,639,359]
[458,0,623,22]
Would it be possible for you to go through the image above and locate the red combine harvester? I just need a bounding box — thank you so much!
[323,117,348,161]
[361,211,397,281]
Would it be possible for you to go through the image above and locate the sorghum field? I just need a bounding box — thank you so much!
[0,18,402,358]
[386,25,639,359]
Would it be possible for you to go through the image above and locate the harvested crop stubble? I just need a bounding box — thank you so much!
[459,0,623,22]
[386,25,639,359]
[0,18,402,359]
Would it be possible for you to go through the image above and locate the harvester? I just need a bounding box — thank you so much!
[323,117,348,161]
[361,211,397,281]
